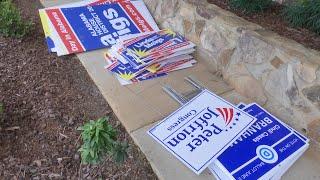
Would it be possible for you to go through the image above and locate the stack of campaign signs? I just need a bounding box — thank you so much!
[39,0,197,85]
[39,0,159,56]
[104,29,196,85]
[148,89,309,179]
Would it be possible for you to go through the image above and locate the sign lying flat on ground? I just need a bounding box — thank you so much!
[39,0,159,56]
[148,89,256,174]
[209,103,309,180]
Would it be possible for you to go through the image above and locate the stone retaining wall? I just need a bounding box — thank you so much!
[144,0,320,146]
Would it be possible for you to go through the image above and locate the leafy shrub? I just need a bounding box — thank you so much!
[283,0,320,34]
[0,0,31,38]
[78,117,128,164]
[229,0,273,14]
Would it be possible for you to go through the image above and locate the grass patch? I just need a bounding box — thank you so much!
[0,0,32,38]
[283,0,320,34]
[229,0,273,14]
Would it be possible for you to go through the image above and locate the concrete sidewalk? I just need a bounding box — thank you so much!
[40,1,320,179]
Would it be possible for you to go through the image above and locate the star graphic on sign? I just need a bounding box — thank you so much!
[236,112,241,117]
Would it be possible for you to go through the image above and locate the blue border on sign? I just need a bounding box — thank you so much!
[148,89,256,173]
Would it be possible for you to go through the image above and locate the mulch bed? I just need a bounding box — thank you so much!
[0,0,157,179]
[207,0,320,51]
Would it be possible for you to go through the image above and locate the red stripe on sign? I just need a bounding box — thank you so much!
[45,9,84,54]
[223,108,229,125]
[106,61,119,70]
[158,59,189,73]
[120,1,154,32]
[229,108,234,124]
[90,0,127,6]
[216,108,226,124]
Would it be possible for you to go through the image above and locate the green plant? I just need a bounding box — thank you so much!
[307,3,320,34]
[229,0,273,14]
[0,0,32,38]
[283,0,320,34]
[78,117,128,164]
[283,2,308,27]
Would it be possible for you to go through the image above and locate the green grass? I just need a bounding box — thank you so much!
[283,0,320,34]
[78,117,128,164]
[229,0,273,14]
[0,0,32,38]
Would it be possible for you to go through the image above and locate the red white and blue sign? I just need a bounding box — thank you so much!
[148,89,256,174]
[39,0,159,56]
[104,29,196,84]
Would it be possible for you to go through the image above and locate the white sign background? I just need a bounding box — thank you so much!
[148,90,255,174]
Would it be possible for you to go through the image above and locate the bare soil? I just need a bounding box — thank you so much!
[0,0,157,179]
[208,0,320,51]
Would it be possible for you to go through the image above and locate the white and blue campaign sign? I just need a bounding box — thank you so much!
[148,90,256,174]
[210,103,309,180]
[211,103,309,180]
[39,0,159,56]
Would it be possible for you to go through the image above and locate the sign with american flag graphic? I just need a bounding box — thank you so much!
[148,89,256,174]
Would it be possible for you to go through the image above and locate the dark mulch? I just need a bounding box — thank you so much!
[0,0,157,179]
[207,0,320,51]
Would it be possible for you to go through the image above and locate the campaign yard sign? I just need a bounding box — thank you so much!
[148,90,256,174]
[210,103,309,180]
[105,29,196,82]
[39,0,159,56]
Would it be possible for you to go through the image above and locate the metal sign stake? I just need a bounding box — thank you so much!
[163,76,206,105]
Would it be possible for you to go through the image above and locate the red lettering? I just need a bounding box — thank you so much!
[120,1,154,32]
[46,9,84,53]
